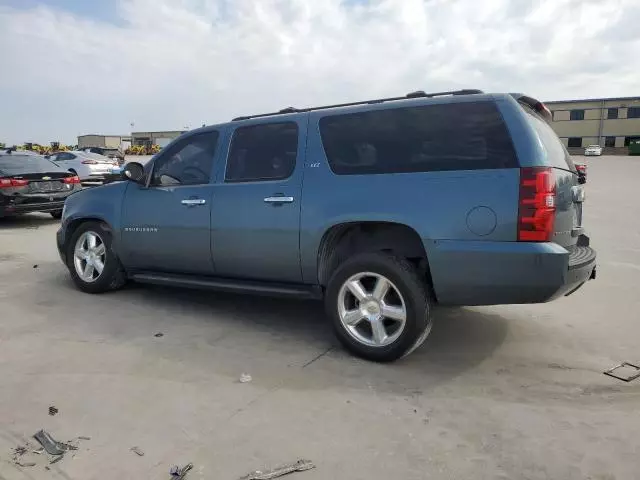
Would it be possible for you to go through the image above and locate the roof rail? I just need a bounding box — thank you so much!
[232,89,484,121]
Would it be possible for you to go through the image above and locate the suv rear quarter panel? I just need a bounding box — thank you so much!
[300,101,521,287]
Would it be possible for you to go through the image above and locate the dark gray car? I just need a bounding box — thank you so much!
[56,89,596,362]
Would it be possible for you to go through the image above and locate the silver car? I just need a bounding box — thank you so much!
[584,144,602,156]
[48,151,117,182]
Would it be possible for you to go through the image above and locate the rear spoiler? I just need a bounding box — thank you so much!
[510,93,553,123]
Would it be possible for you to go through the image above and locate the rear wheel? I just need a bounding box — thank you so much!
[325,252,432,362]
[66,221,126,293]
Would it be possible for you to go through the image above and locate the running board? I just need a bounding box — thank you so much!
[130,272,323,300]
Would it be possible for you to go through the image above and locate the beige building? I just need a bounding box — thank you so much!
[77,134,131,150]
[546,96,640,153]
[131,131,185,148]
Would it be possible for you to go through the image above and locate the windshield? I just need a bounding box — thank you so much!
[0,155,66,175]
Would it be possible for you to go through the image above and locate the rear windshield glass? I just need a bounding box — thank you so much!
[319,101,518,175]
[0,155,65,175]
[522,107,576,171]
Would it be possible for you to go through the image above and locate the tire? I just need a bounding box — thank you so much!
[50,210,63,219]
[66,221,126,294]
[325,252,432,362]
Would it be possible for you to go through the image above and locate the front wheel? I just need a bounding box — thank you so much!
[50,210,63,219]
[66,221,126,293]
[325,252,433,362]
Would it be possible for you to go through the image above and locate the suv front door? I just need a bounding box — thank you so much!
[211,119,306,283]
[120,131,220,274]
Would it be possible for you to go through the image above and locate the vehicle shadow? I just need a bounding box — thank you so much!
[114,284,509,393]
[0,213,59,230]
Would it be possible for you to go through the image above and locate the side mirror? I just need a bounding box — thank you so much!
[122,162,145,183]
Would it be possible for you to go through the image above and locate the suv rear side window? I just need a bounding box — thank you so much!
[522,107,576,171]
[151,131,219,186]
[225,122,298,182]
[319,102,518,175]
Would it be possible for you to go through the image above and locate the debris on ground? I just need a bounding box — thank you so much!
[154,332,164,338]
[15,461,36,467]
[33,429,65,455]
[33,264,38,269]
[170,463,193,479]
[49,406,59,416]
[130,446,145,456]
[78,436,91,440]
[239,373,252,383]
[239,459,316,480]
[604,362,640,382]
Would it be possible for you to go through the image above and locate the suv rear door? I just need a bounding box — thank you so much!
[210,119,306,283]
[521,105,584,250]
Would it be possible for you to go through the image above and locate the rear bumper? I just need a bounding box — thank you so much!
[428,236,596,306]
[0,200,66,216]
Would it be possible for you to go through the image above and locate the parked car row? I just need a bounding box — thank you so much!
[0,150,82,218]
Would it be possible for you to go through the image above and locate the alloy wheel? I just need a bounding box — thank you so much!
[73,231,106,283]
[337,272,407,347]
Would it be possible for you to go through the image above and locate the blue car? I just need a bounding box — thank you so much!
[56,89,596,362]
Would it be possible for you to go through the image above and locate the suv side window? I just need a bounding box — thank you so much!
[151,131,219,186]
[319,102,518,175]
[225,122,298,182]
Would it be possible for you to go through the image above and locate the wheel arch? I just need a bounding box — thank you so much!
[316,221,435,299]
[64,216,114,251]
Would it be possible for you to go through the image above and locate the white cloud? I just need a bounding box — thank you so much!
[0,0,639,144]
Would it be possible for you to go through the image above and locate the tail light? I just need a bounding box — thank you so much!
[63,175,81,184]
[82,160,98,164]
[0,178,29,188]
[518,167,556,242]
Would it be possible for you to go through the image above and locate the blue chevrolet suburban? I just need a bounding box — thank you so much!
[57,89,596,362]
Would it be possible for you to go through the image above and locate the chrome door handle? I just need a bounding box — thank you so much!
[181,199,206,205]
[264,196,294,203]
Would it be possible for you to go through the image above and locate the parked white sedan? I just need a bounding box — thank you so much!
[584,145,603,156]
[48,151,117,182]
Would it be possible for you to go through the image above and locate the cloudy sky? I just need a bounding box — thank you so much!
[1,0,639,145]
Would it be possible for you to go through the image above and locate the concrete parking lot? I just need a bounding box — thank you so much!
[0,156,638,480]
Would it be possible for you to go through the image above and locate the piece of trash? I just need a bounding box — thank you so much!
[239,373,252,383]
[50,455,63,464]
[130,446,144,456]
[154,332,164,338]
[170,463,193,479]
[604,362,640,382]
[33,429,66,456]
[33,448,44,454]
[16,461,36,467]
[77,436,91,441]
[239,459,316,480]
[13,445,28,456]
[33,264,38,269]
[49,406,59,416]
